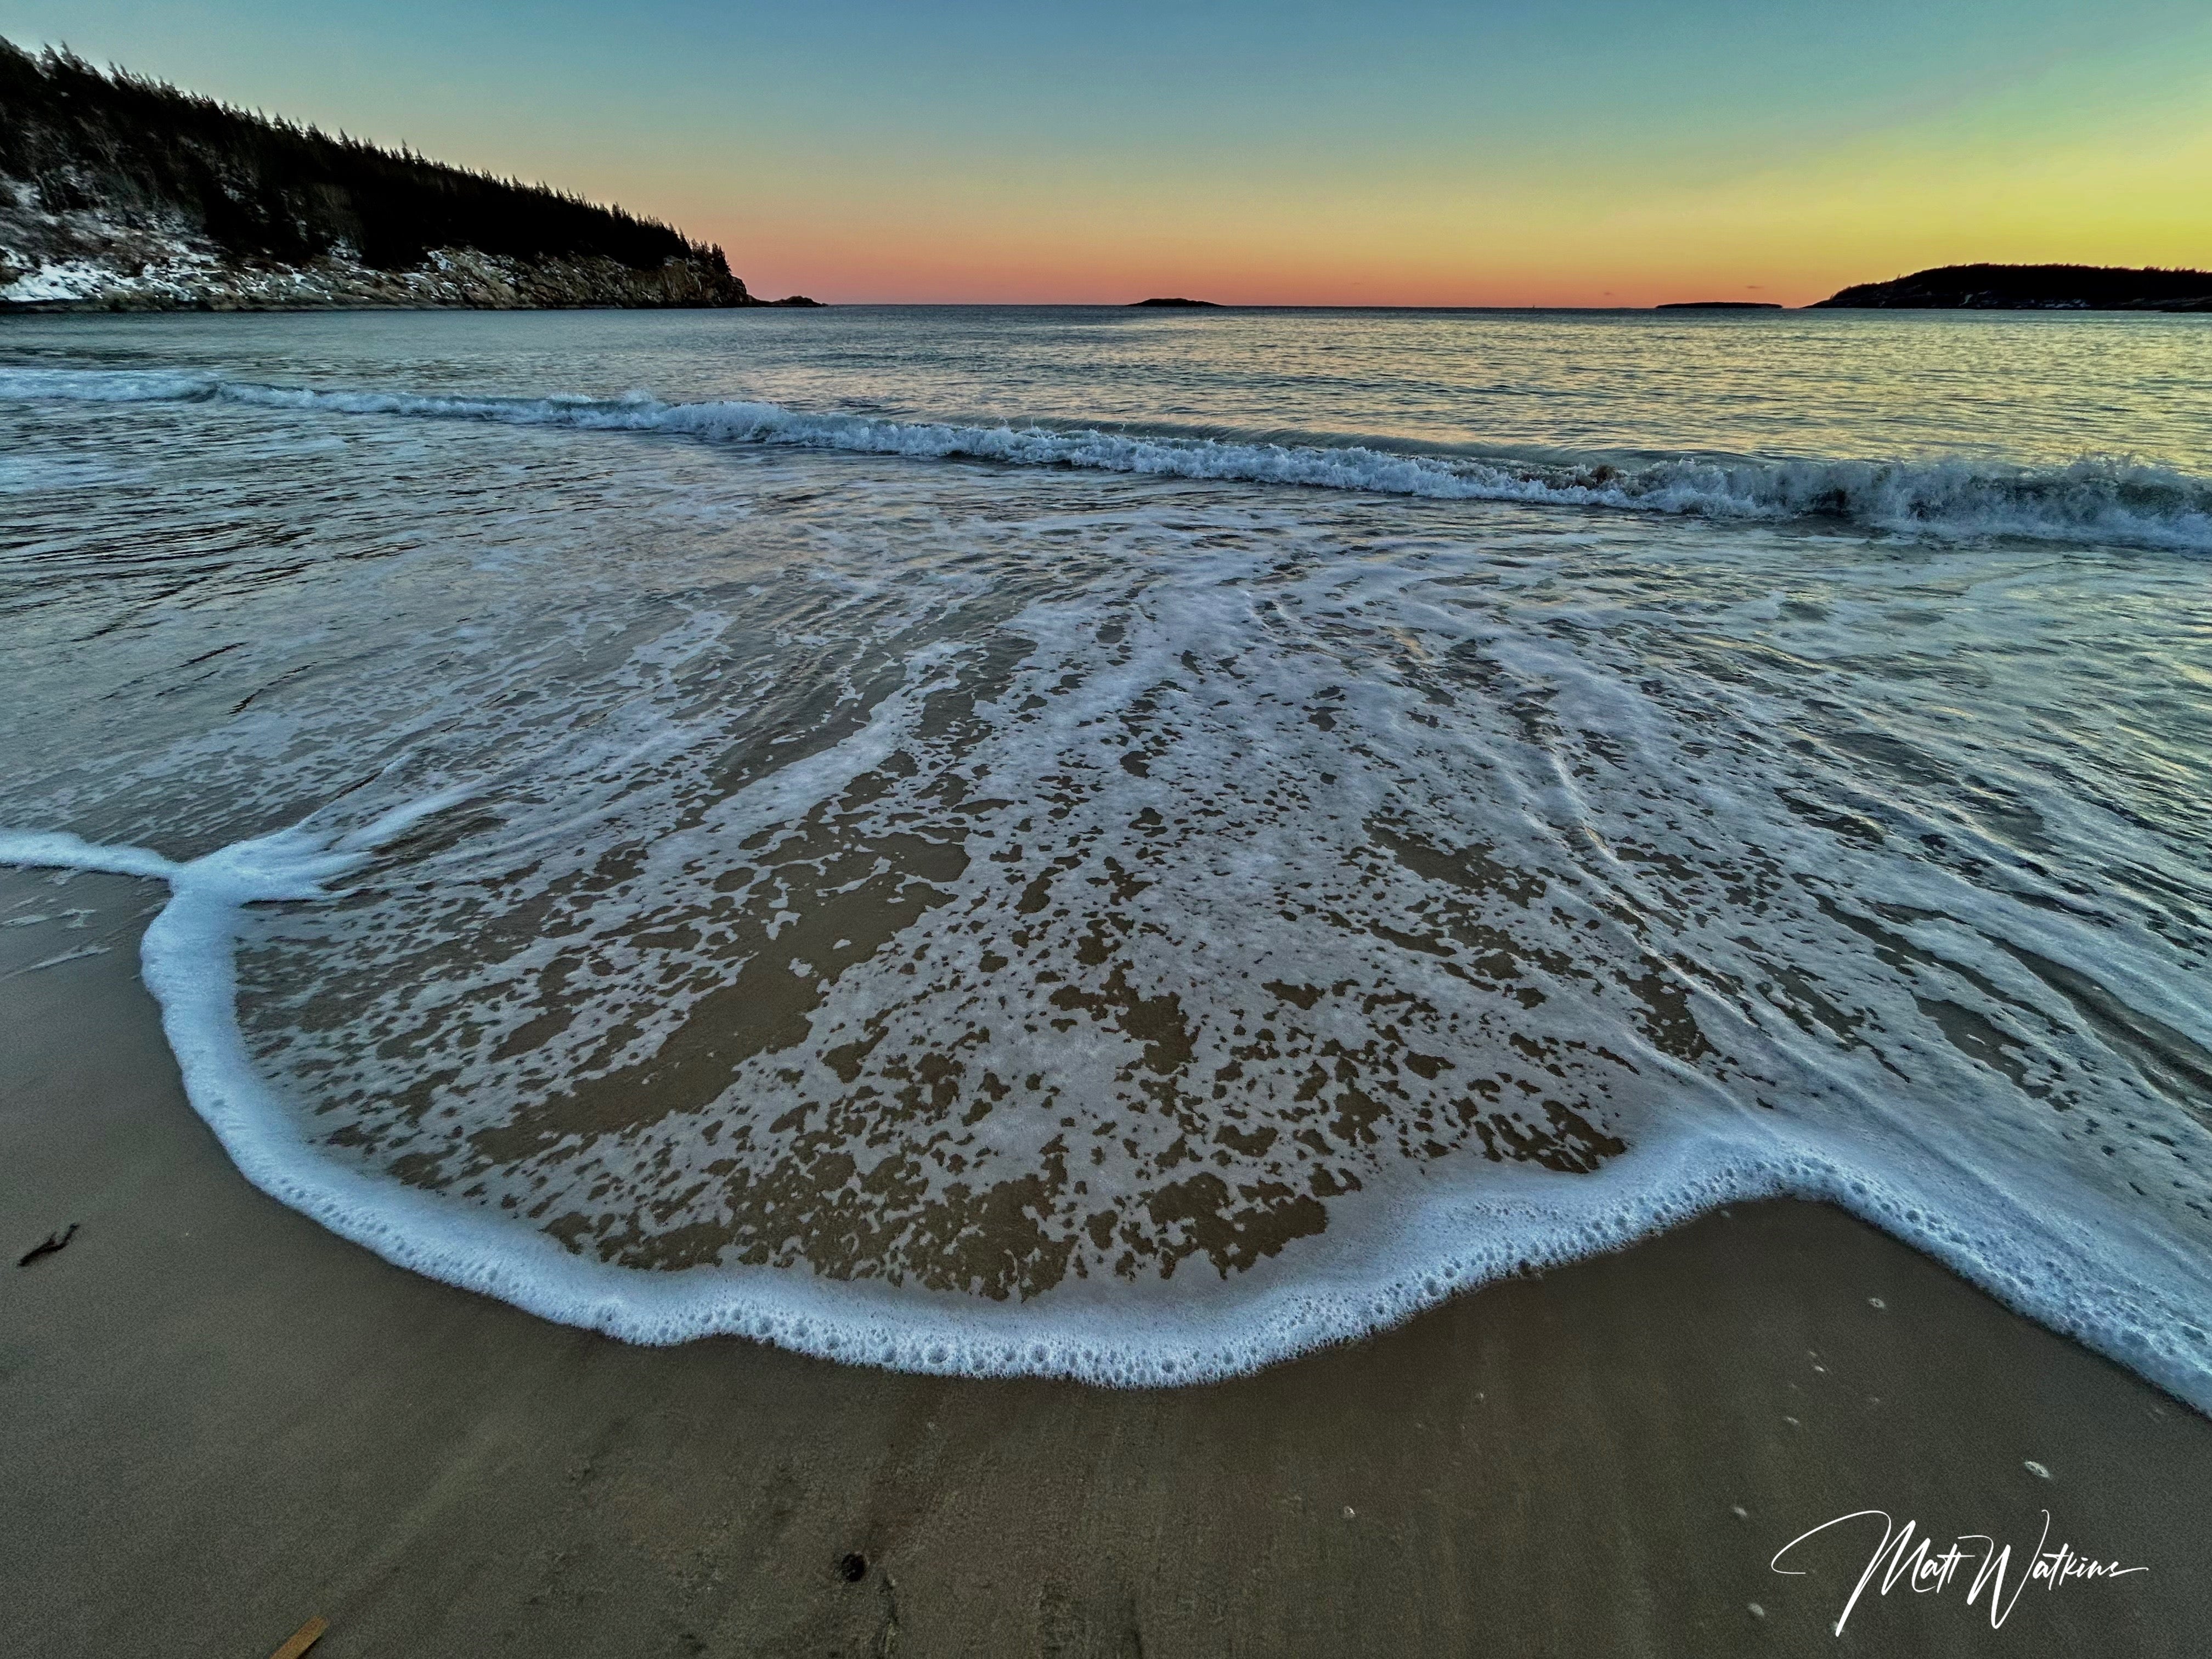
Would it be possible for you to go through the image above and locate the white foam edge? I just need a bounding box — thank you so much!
[2,820,2207,1408]
[4,366,2209,552]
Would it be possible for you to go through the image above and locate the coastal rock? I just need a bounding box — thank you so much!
[0,235,760,312]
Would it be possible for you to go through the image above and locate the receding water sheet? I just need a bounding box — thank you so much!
[4,309,2209,1402]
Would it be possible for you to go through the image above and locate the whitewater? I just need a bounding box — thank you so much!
[5,362,2211,552]
[3,306,2209,1405]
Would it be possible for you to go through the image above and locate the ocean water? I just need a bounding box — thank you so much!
[3,306,2209,1402]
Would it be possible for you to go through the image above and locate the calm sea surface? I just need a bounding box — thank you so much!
[3,307,2208,1399]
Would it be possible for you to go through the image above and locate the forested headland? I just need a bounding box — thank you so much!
[0,40,815,311]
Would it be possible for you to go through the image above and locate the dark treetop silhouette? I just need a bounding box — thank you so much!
[1814,263,2212,312]
[0,40,817,310]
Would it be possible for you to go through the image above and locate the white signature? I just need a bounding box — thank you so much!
[1771,1509,2147,1634]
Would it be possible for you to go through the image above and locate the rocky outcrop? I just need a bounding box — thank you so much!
[1814,263,2212,311]
[1,217,757,311]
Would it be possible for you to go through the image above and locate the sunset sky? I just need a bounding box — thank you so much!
[5,0,2209,305]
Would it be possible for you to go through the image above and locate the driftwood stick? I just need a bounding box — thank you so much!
[16,1223,78,1268]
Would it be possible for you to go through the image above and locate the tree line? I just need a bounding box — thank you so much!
[0,38,733,275]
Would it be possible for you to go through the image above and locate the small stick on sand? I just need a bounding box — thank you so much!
[268,1616,328,1659]
[16,1223,78,1267]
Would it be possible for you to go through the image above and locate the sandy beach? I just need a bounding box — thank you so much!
[8,11,2212,1654]
[3,867,2206,1658]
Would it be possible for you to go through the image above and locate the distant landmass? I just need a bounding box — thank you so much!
[1814,263,2212,312]
[1656,301,1780,311]
[1130,297,1220,308]
[0,41,817,312]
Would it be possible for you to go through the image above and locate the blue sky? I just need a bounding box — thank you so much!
[7,1,2209,302]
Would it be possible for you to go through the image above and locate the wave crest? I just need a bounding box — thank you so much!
[5,365,2209,550]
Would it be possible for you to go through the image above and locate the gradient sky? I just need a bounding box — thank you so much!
[5,1,2210,304]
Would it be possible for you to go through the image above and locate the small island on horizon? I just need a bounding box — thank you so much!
[1130,296,1221,308]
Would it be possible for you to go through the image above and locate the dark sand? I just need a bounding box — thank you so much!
[4,871,2208,1658]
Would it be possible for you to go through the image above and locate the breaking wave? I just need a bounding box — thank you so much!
[4,365,2209,551]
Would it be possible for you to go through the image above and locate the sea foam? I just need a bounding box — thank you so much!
[5,546,2211,1408]
[3,815,2209,1403]
[3,365,2208,552]
[5,356,2211,1409]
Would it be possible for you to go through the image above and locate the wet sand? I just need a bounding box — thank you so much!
[4,871,2209,1658]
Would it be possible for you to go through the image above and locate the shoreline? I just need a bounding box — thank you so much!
[5,871,2209,1656]
[0,300,818,315]
[20,300,2212,314]
[11,852,2200,1405]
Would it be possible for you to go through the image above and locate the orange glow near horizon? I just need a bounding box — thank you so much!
[670,84,2212,306]
[9,1,2211,307]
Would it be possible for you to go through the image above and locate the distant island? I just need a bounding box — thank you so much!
[0,41,818,312]
[1814,263,2212,312]
[1130,297,1220,308]
[1656,301,1780,311]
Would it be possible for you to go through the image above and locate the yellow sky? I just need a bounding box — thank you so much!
[8,0,2210,303]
